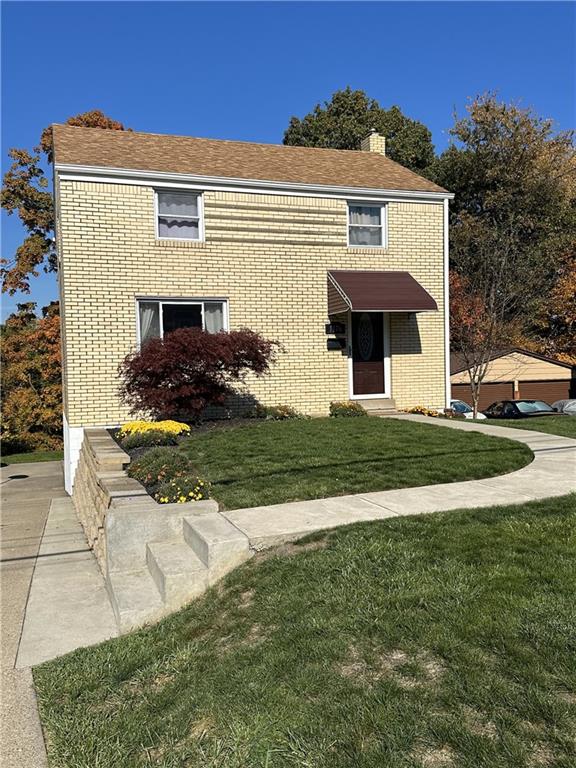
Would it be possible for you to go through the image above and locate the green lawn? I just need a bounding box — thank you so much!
[35,494,576,768]
[479,416,576,439]
[179,417,533,509]
[1,449,63,465]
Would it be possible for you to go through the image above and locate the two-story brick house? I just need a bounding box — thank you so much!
[52,125,453,492]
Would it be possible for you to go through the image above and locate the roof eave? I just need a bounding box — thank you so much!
[450,347,575,375]
[54,162,454,201]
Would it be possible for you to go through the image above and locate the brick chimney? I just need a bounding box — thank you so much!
[361,129,386,156]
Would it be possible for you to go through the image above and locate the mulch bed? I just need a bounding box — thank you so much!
[109,417,258,462]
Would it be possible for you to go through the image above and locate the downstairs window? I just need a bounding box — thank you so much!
[138,299,227,346]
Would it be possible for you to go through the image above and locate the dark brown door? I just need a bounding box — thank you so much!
[519,379,572,403]
[451,381,514,411]
[352,312,385,395]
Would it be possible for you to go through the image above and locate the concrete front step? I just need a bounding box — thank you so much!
[107,569,166,633]
[146,540,208,607]
[357,398,397,415]
[105,503,250,632]
[183,512,251,582]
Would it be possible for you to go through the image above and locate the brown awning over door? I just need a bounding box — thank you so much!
[327,270,438,313]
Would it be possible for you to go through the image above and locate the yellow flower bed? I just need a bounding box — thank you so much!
[401,406,439,417]
[155,477,209,504]
[118,420,190,439]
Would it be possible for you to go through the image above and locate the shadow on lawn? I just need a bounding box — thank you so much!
[209,444,533,487]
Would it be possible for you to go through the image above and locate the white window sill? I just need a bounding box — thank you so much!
[155,238,206,248]
[346,245,388,251]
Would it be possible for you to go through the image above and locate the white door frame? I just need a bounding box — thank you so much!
[348,311,391,399]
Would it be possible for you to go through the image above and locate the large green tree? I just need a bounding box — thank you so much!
[1,110,127,295]
[429,94,576,410]
[283,87,435,171]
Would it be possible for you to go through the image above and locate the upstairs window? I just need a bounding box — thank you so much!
[138,299,227,346]
[156,191,202,240]
[348,203,387,247]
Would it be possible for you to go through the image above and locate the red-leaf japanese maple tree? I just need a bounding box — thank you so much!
[119,328,280,422]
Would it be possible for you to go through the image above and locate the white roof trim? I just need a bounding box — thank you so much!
[328,272,352,310]
[54,163,454,202]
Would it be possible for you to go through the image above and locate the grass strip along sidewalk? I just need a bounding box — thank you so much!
[1,449,63,465]
[479,416,576,440]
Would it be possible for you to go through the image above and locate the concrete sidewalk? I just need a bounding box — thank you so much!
[224,416,576,547]
[16,497,117,668]
[1,461,66,768]
[1,460,117,768]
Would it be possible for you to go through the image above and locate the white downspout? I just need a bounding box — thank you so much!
[443,198,451,410]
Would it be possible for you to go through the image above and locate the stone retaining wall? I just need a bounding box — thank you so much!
[72,429,149,571]
[72,428,222,631]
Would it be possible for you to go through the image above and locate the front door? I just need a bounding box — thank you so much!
[351,312,385,396]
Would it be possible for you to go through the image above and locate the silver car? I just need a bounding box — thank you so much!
[552,399,576,416]
[450,399,487,420]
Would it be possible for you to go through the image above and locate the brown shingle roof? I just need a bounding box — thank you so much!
[450,348,575,374]
[52,125,449,195]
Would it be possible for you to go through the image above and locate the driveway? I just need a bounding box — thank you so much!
[1,461,65,768]
[0,460,117,767]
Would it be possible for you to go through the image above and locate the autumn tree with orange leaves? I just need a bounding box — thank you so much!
[1,110,128,295]
[449,271,521,416]
[1,302,62,452]
[430,95,576,412]
[532,252,576,363]
[1,111,127,452]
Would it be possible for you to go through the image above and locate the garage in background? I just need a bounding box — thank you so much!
[451,348,575,411]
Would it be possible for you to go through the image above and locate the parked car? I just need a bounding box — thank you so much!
[450,399,487,420]
[483,399,561,419]
[552,399,576,416]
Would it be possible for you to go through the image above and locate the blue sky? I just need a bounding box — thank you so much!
[2,1,574,319]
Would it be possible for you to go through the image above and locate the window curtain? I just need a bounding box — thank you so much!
[158,218,199,238]
[204,302,225,333]
[349,227,381,246]
[349,206,381,225]
[157,192,198,217]
[139,302,160,344]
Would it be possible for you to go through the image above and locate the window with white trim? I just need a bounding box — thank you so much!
[348,203,387,247]
[156,191,202,240]
[138,299,227,346]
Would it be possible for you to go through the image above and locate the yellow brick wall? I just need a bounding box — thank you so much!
[360,133,386,155]
[57,181,446,426]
